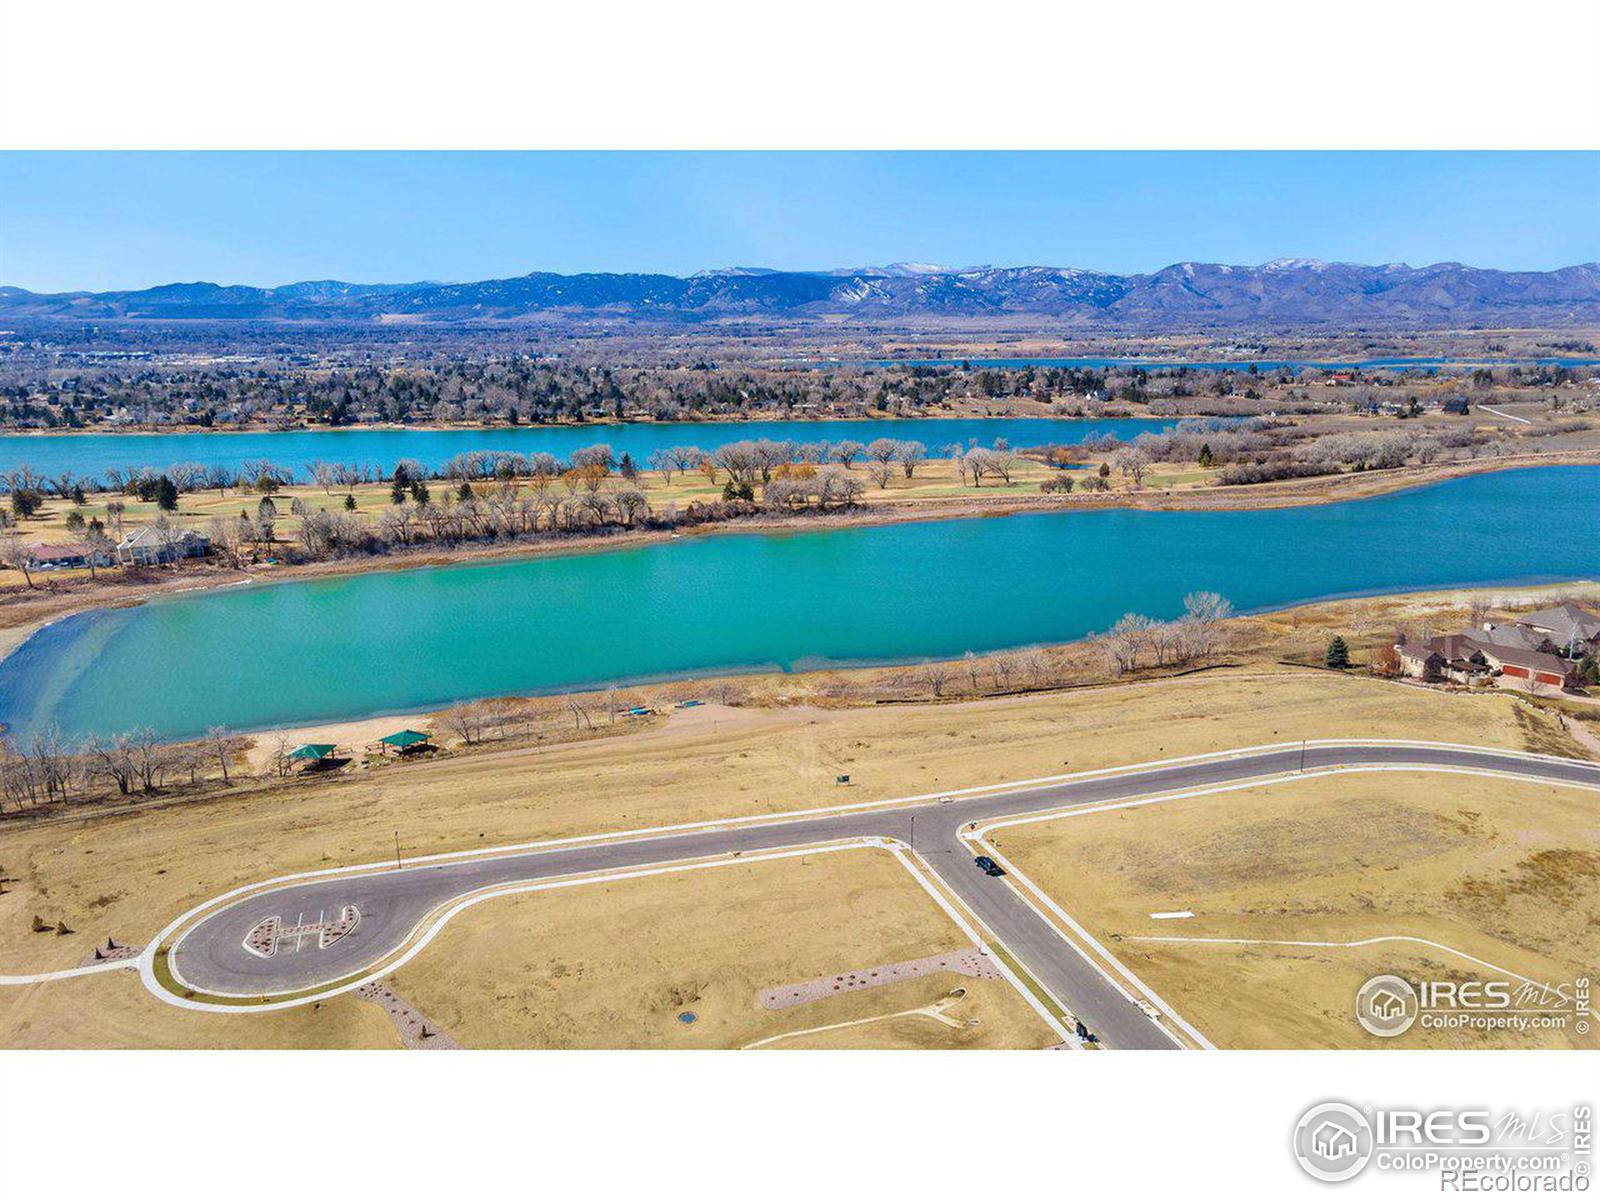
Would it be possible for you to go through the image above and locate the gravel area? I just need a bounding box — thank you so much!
[757,946,1000,1010]
[355,981,462,1049]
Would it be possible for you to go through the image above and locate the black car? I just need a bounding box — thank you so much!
[973,855,1006,877]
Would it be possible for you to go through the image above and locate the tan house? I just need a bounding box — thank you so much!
[116,526,212,566]
[1396,633,1579,692]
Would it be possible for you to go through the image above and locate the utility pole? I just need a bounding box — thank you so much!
[394,831,402,871]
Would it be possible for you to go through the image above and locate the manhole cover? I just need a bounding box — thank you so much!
[678,1011,697,1024]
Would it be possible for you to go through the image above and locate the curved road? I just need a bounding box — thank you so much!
[167,742,1600,1049]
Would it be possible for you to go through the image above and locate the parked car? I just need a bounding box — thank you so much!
[973,855,1006,877]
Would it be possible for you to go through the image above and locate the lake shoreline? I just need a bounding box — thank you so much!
[1,448,1595,656]
[2,463,1595,743]
[109,579,1600,755]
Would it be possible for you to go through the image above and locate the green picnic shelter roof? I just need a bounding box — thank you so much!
[380,730,432,748]
[288,743,338,761]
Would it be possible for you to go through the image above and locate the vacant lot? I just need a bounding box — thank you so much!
[0,968,397,1049]
[990,772,1600,1049]
[0,668,1568,985]
[389,845,1053,1049]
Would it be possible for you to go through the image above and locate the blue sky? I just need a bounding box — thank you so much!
[1,152,1596,292]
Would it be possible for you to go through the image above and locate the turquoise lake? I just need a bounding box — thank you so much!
[0,417,1166,481]
[1,465,1595,742]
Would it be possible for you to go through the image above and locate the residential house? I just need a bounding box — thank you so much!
[1395,634,1491,684]
[1475,620,1553,655]
[1395,633,1579,692]
[1513,603,1600,658]
[1475,643,1581,691]
[116,526,212,566]
[20,540,114,571]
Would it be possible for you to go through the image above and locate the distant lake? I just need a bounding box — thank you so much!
[860,356,1600,372]
[0,417,1168,482]
[2,465,1594,742]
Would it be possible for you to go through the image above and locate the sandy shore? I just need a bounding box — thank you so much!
[241,713,441,770]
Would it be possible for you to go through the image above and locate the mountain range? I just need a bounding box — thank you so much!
[4,260,1600,328]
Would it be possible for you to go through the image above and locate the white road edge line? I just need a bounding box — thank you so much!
[0,740,1571,995]
[149,836,1069,1045]
[964,831,1206,1050]
[135,736,1600,956]
[137,738,1600,972]
[885,840,1078,1047]
[0,957,140,986]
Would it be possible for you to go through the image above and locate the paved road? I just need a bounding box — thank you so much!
[167,743,1600,1048]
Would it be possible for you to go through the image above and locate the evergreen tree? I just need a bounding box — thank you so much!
[1325,636,1351,669]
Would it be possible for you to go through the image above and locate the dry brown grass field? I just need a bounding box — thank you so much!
[0,663,1584,1047]
[989,772,1600,1049]
[0,967,400,1049]
[0,668,1560,980]
[388,845,1055,1050]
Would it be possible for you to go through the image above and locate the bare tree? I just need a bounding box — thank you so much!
[990,652,1020,690]
[830,440,865,468]
[443,703,487,745]
[896,440,928,478]
[1113,446,1153,489]
[986,445,1020,485]
[86,733,135,796]
[267,733,294,778]
[208,726,239,783]
[866,438,900,467]
[563,693,594,730]
[918,661,953,697]
[0,530,34,589]
[1102,613,1156,675]
[129,727,166,792]
[1179,591,1233,662]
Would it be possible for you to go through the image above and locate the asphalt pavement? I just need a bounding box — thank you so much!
[166,742,1600,1048]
